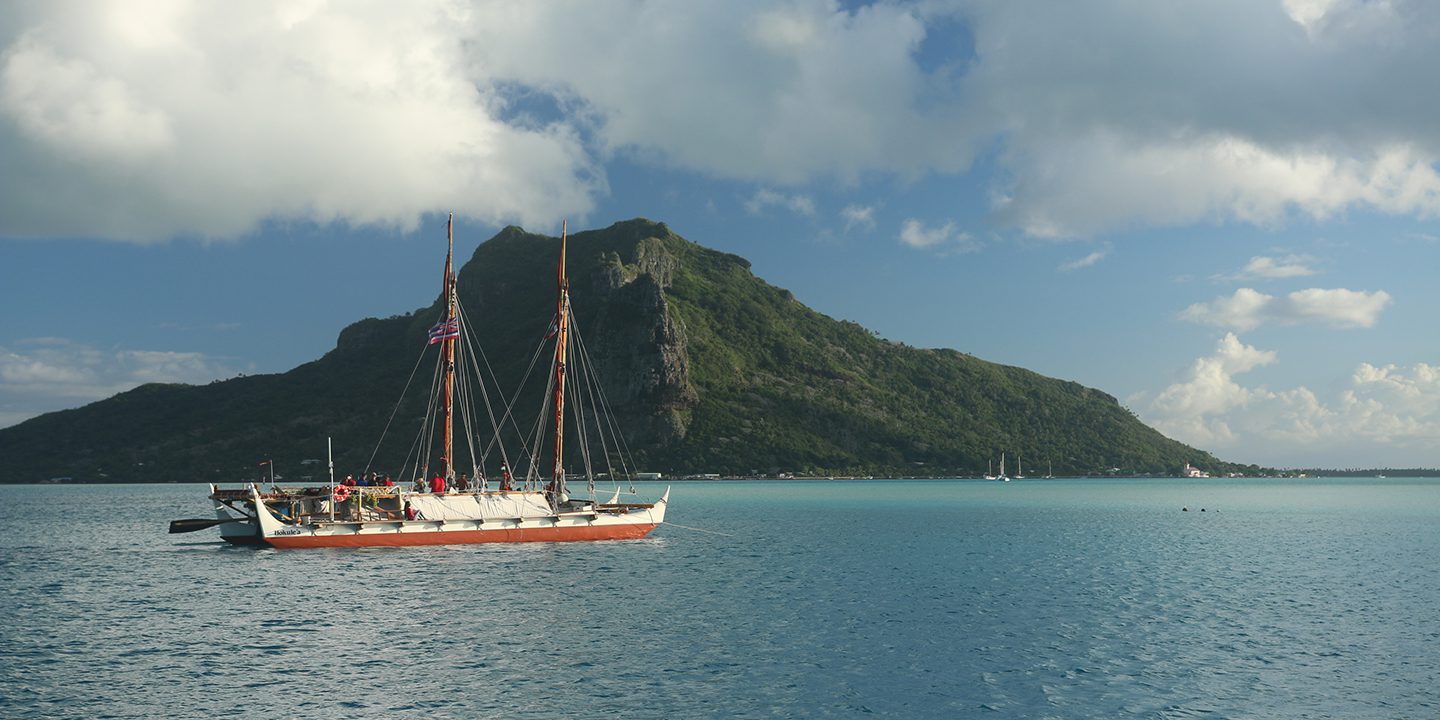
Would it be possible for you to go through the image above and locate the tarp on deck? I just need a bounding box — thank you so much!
[406,492,553,521]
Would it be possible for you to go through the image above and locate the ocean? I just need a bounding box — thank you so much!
[1,478,1436,719]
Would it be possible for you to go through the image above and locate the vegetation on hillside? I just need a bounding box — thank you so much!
[0,219,1248,483]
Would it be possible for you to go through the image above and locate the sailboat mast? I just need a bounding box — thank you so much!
[551,221,570,498]
[442,213,457,481]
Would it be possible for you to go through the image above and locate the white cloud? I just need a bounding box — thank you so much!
[9,2,1440,242]
[1142,333,1278,447]
[898,218,977,253]
[1181,287,1391,331]
[744,188,815,217]
[1137,333,1440,466]
[1283,0,1344,31]
[1231,254,1319,280]
[841,204,876,232]
[0,338,247,427]
[1059,246,1109,271]
[967,2,1440,237]
[0,1,601,241]
[463,2,972,184]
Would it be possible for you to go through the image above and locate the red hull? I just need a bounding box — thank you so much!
[264,522,658,549]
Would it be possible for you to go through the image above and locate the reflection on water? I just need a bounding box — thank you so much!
[1,479,1437,718]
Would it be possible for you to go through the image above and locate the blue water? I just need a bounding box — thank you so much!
[1,478,1437,719]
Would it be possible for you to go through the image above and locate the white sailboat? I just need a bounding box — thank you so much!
[997,452,1010,482]
[172,217,668,548]
[1014,453,1025,480]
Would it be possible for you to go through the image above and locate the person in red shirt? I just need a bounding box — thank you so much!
[431,473,446,494]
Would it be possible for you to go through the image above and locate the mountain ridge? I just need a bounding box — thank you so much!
[0,218,1246,482]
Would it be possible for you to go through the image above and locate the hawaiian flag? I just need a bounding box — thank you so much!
[428,318,460,344]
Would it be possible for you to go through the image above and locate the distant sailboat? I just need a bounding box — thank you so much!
[983,459,997,481]
[997,452,1010,482]
[1044,460,1054,479]
[1014,453,1025,480]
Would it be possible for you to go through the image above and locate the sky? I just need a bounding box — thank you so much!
[2,0,1440,469]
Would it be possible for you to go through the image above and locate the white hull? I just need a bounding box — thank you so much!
[212,485,667,548]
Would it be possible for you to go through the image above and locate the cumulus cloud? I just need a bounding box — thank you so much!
[1229,254,1319,280]
[1059,246,1109,271]
[0,338,246,427]
[1137,333,1440,466]
[967,1,1440,237]
[1181,287,1391,331]
[898,218,977,253]
[462,1,973,184]
[744,188,815,217]
[9,1,1440,242]
[841,204,877,232]
[1142,333,1278,447]
[0,1,601,241]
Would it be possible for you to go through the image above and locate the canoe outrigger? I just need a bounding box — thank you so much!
[171,216,668,548]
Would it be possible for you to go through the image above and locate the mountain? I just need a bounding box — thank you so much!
[0,219,1243,482]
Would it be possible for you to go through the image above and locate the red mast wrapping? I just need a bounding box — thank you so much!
[551,221,569,498]
[442,213,456,481]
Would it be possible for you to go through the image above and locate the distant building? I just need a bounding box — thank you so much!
[1183,463,1210,478]
[634,472,663,480]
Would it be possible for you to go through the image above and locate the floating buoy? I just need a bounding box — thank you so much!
[1182,507,1189,512]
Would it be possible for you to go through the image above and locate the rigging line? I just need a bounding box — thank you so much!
[363,329,434,477]
[660,521,736,538]
[527,348,560,488]
[561,331,591,482]
[567,327,607,493]
[454,354,476,478]
[571,318,639,491]
[571,323,621,488]
[568,320,607,486]
[400,344,445,485]
[454,302,517,482]
[418,349,447,482]
[451,304,486,478]
[453,330,484,481]
[482,333,551,476]
[464,305,537,474]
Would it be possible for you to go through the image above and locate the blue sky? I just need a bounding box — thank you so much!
[3,0,1439,468]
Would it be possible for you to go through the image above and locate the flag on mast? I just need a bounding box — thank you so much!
[428,318,459,344]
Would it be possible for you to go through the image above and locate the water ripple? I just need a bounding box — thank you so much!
[0,480,1437,718]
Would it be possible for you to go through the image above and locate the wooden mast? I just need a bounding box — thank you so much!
[551,221,569,500]
[442,213,457,481]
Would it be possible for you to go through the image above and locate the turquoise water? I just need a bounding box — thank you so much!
[1,479,1437,718]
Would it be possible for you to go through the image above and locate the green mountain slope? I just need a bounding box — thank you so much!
[0,219,1240,482]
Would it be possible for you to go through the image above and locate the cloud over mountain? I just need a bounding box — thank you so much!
[9,1,1440,242]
